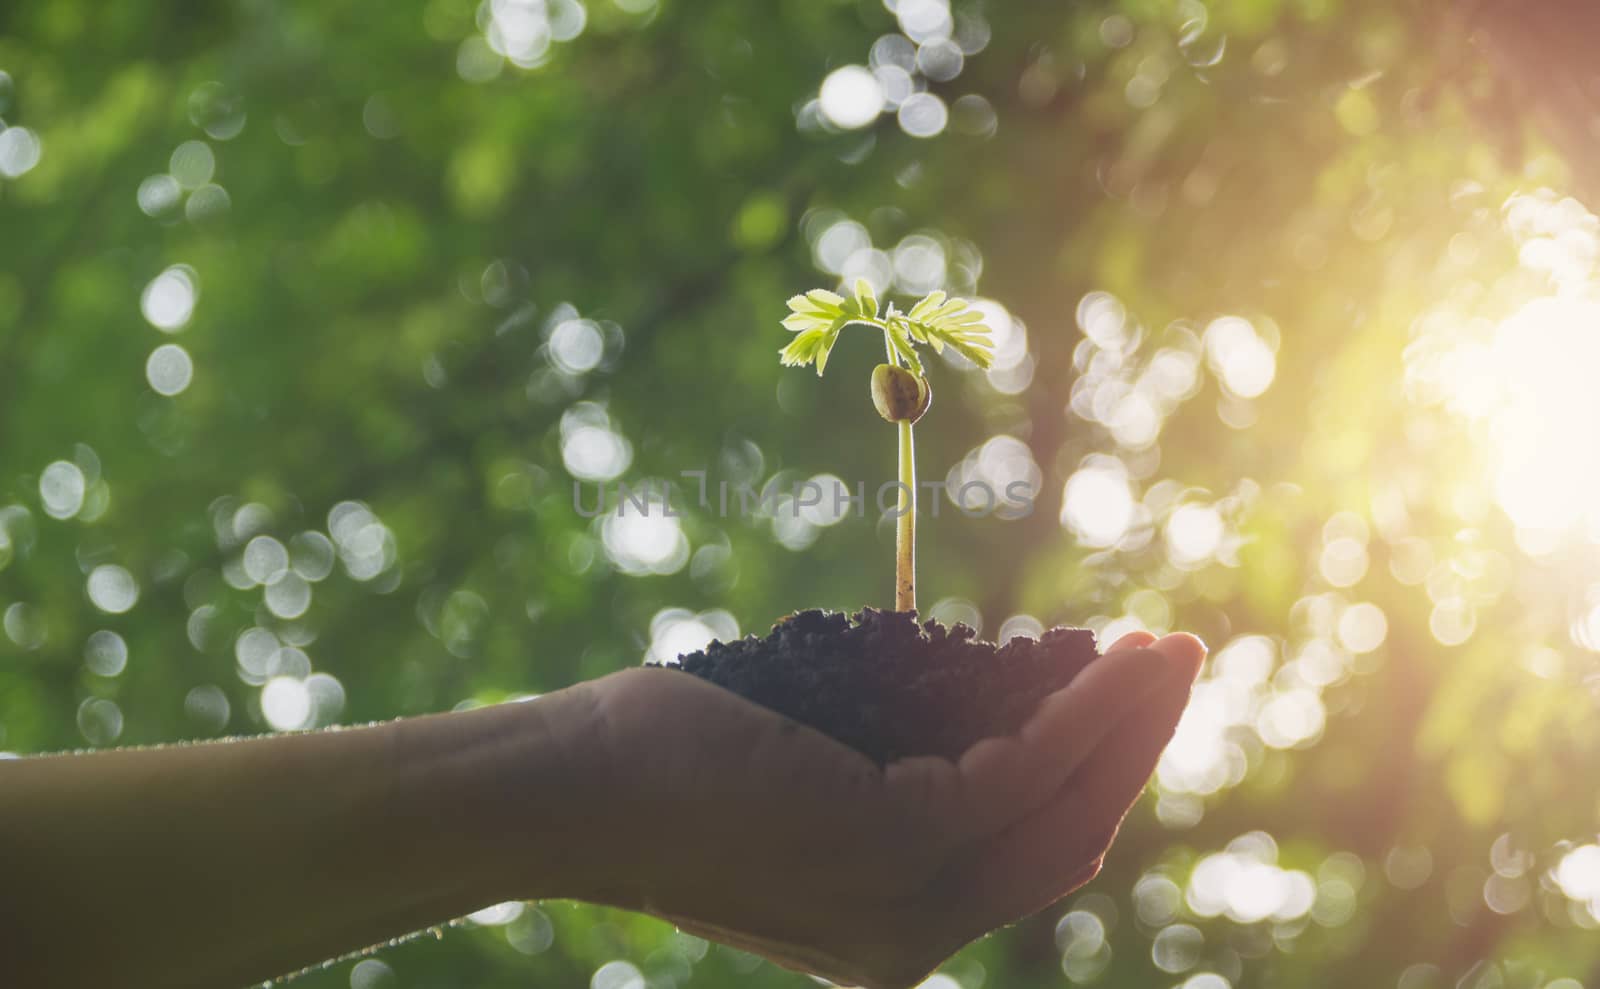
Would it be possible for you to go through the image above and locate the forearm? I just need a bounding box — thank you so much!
[0,687,604,988]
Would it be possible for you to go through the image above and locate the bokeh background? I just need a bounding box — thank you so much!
[8,1,1600,986]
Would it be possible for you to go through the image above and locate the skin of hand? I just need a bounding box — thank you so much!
[566,629,1204,989]
[0,630,1201,989]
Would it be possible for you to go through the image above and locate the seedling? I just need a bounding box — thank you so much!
[779,279,995,613]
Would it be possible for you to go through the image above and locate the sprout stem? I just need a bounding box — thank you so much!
[884,327,917,612]
[896,417,916,613]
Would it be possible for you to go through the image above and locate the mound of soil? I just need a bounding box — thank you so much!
[659,608,1100,765]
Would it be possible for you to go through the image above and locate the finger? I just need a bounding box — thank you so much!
[1105,629,1157,653]
[948,638,1196,840]
[933,633,1204,933]
[883,754,963,827]
[1059,634,1202,843]
[882,645,1164,843]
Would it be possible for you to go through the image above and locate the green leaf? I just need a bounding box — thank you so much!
[900,291,996,370]
[779,328,827,369]
[852,278,878,320]
[890,313,926,345]
[908,291,946,321]
[781,310,827,332]
[945,335,994,368]
[789,292,840,315]
[782,288,856,361]
[886,324,924,375]
[805,288,846,309]
[814,324,845,375]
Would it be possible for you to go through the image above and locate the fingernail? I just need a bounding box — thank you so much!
[1152,633,1206,682]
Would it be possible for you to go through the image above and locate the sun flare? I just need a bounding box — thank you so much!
[1409,192,1600,553]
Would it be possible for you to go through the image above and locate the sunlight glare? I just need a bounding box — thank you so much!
[1414,193,1600,550]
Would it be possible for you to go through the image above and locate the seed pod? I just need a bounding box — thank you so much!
[871,363,932,424]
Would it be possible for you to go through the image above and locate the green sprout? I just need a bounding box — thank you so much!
[779,279,996,613]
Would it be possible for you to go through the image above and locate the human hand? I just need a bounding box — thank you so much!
[555,629,1204,989]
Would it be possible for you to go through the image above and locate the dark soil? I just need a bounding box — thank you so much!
[658,608,1100,765]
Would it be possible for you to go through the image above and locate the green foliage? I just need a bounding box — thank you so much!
[779,280,994,377]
